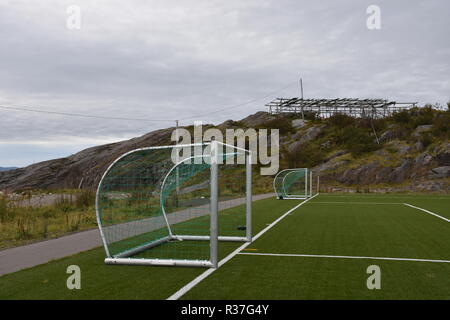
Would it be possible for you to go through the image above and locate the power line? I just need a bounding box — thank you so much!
[0,81,297,124]
[0,105,174,122]
[180,81,297,121]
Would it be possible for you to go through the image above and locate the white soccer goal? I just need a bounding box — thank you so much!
[95,141,252,268]
[273,168,316,199]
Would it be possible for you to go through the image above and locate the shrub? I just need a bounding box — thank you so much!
[258,117,294,134]
[390,126,412,140]
[357,118,387,132]
[432,112,450,138]
[413,105,434,127]
[392,106,435,129]
[75,189,95,209]
[332,126,379,156]
[16,212,35,240]
[65,212,83,232]
[286,142,325,168]
[420,133,433,149]
[327,114,356,128]
[55,194,73,213]
[40,209,52,238]
[0,195,8,223]
[392,110,412,125]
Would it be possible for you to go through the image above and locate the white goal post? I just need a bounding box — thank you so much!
[95,141,252,268]
[273,168,316,200]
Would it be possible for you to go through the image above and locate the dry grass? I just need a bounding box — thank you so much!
[0,190,97,250]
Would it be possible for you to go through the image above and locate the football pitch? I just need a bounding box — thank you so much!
[1,193,450,300]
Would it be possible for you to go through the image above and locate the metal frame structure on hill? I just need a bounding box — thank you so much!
[266,98,417,119]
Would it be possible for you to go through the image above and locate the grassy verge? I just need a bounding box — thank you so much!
[0,190,97,250]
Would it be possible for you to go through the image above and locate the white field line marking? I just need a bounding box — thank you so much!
[321,194,450,200]
[403,203,450,223]
[310,201,402,205]
[238,252,450,264]
[166,193,319,300]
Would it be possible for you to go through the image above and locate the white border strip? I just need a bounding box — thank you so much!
[310,201,402,205]
[320,194,450,199]
[404,203,450,223]
[166,193,319,300]
[238,252,450,264]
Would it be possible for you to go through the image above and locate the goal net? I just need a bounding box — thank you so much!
[95,141,252,268]
[273,168,315,199]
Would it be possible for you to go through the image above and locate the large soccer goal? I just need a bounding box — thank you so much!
[95,141,252,268]
[273,168,316,199]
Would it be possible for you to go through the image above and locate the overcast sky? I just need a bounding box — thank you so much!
[0,0,449,167]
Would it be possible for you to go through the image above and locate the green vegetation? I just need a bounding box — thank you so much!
[0,194,8,223]
[0,190,97,250]
[432,111,450,138]
[330,125,380,156]
[387,104,449,140]
[286,142,325,168]
[256,117,295,135]
[268,104,450,172]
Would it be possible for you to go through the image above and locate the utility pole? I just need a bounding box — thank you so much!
[175,120,180,198]
[300,77,305,120]
[300,77,304,100]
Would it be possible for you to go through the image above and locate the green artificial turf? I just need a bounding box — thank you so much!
[182,255,450,299]
[1,194,450,300]
[182,194,450,299]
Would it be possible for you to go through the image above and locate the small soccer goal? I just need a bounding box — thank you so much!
[273,168,316,200]
[95,141,252,268]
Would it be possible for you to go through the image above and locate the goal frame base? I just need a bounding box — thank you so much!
[105,257,214,268]
[107,233,251,268]
[277,196,308,200]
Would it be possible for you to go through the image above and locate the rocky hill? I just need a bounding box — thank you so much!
[0,107,449,193]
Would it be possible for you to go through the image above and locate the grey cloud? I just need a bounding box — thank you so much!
[0,0,449,166]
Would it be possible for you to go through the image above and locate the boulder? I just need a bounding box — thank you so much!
[398,145,413,155]
[287,140,302,153]
[298,125,325,144]
[290,131,303,142]
[288,125,325,153]
[315,160,350,173]
[337,162,380,184]
[412,125,433,137]
[416,181,442,191]
[324,150,347,162]
[379,130,396,142]
[292,119,308,128]
[390,159,413,183]
[431,166,450,176]
[375,167,394,183]
[434,143,450,166]
[415,153,433,166]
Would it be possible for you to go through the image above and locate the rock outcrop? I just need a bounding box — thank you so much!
[1,111,449,193]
